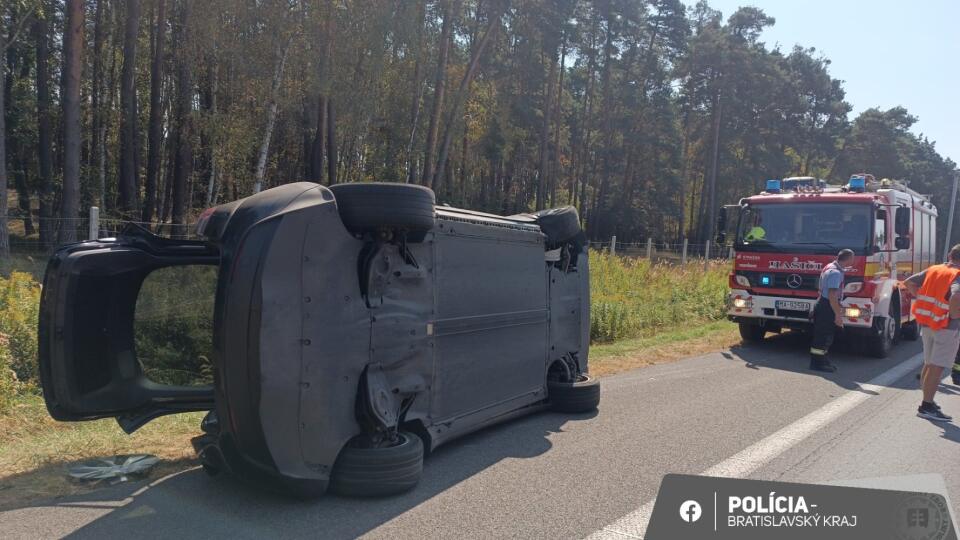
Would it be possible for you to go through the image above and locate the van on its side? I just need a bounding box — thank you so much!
[38,182,598,496]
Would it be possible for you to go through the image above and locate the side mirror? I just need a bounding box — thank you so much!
[895,236,910,250]
[894,206,910,236]
[716,207,727,244]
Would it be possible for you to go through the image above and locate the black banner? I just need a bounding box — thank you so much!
[646,474,957,540]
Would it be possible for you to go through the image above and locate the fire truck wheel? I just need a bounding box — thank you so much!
[548,375,601,413]
[738,322,766,343]
[867,316,896,358]
[901,320,920,341]
[329,432,424,497]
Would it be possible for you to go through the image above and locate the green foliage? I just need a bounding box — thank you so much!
[0,272,41,385]
[590,251,729,342]
[0,335,22,412]
[134,266,217,387]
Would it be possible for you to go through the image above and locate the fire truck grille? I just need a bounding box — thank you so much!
[738,271,820,292]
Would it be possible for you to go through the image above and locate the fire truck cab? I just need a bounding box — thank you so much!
[721,174,937,358]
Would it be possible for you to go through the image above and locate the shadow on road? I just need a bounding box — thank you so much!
[724,329,924,393]
[16,410,595,539]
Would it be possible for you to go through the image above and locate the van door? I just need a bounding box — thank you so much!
[39,224,219,433]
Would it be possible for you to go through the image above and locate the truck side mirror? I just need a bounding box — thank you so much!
[894,206,910,236]
[716,208,727,244]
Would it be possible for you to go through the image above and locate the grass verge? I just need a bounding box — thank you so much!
[0,395,203,510]
[590,320,741,377]
[0,322,742,509]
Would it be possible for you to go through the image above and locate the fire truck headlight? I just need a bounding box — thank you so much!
[843,282,863,294]
[844,307,862,318]
[735,275,751,287]
[733,298,750,309]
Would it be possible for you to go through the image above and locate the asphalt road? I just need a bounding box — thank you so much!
[2,331,957,539]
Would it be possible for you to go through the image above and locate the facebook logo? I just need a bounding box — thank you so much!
[679,500,702,523]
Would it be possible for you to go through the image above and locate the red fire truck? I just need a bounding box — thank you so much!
[720,174,938,357]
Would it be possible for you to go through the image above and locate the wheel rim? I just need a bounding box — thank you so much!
[884,317,895,345]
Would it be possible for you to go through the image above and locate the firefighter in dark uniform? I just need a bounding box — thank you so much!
[810,249,855,372]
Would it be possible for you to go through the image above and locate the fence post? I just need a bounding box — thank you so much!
[729,246,734,260]
[610,235,617,256]
[646,238,653,260]
[682,238,688,265]
[704,239,711,269]
[88,206,100,240]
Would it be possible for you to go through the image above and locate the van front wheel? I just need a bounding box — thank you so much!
[329,432,424,497]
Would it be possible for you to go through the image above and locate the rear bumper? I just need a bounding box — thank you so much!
[726,289,873,328]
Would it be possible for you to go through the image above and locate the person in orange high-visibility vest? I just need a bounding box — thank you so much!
[904,244,960,422]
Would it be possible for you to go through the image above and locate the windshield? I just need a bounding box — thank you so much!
[736,203,873,254]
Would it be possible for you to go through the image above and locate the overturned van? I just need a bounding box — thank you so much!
[38,182,597,496]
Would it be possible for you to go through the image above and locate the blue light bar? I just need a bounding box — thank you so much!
[760,275,772,286]
[765,179,782,193]
[849,175,866,192]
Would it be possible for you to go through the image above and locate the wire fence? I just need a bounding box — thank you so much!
[1,208,734,270]
[592,236,735,265]
[1,207,198,255]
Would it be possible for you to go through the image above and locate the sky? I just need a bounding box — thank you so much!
[705,0,960,168]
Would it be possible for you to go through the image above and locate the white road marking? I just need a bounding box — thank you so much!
[586,353,923,539]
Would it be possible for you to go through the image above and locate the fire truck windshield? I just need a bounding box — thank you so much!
[736,203,873,255]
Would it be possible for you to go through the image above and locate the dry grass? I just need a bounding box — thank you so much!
[590,320,741,377]
[0,395,203,509]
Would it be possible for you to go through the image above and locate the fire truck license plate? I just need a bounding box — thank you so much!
[776,300,811,312]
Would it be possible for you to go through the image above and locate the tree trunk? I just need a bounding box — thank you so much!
[143,0,166,222]
[90,0,106,215]
[537,49,557,210]
[421,0,457,186]
[433,3,504,190]
[59,0,84,245]
[5,25,32,239]
[309,15,333,183]
[405,0,427,184]
[34,6,55,249]
[704,90,722,243]
[0,30,8,257]
[551,38,566,207]
[326,98,337,185]
[205,63,219,206]
[595,8,615,239]
[310,95,326,181]
[253,42,290,193]
[118,0,141,217]
[171,0,193,229]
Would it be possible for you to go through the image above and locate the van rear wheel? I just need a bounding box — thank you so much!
[329,432,424,497]
[329,182,435,235]
[548,374,600,413]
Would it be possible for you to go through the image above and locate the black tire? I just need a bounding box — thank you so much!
[901,320,920,341]
[531,206,582,244]
[739,322,766,343]
[329,182,435,234]
[867,316,895,358]
[548,374,600,413]
[329,432,424,497]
